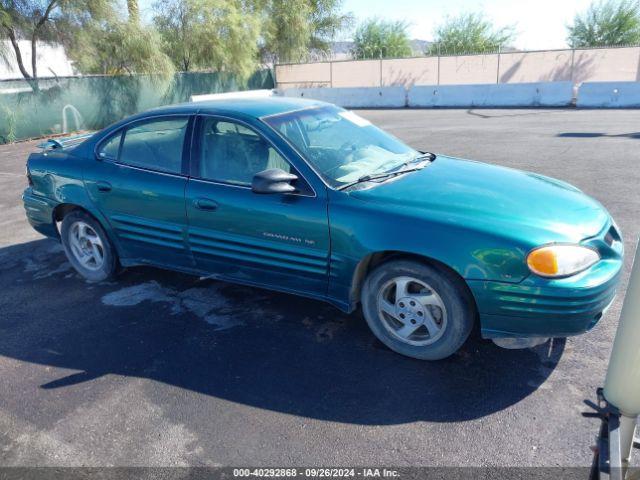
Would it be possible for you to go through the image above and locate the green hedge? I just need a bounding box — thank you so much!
[0,69,274,143]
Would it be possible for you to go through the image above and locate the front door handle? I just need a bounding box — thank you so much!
[96,181,112,192]
[194,197,218,211]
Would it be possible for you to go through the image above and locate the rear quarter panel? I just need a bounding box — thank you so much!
[26,149,117,246]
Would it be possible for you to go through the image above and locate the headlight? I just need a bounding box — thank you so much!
[527,244,600,278]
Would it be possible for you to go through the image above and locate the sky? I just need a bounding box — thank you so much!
[139,0,596,50]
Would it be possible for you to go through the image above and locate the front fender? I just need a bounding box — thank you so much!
[327,189,530,309]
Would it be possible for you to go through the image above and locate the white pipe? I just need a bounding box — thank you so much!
[604,239,640,468]
[605,239,640,416]
[620,415,637,467]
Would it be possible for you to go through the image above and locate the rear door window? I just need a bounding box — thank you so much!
[118,117,189,174]
[97,132,122,161]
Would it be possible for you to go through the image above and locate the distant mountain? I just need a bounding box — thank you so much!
[410,39,432,54]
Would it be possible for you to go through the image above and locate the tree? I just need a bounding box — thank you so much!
[428,13,515,55]
[63,0,174,77]
[263,0,311,64]
[262,0,352,63]
[351,18,412,59]
[68,19,175,77]
[0,0,111,81]
[126,0,138,24]
[0,1,173,80]
[153,0,261,78]
[567,0,640,47]
[307,0,352,53]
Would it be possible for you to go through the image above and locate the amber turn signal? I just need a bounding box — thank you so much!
[527,245,600,278]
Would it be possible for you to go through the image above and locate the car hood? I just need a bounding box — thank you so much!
[349,155,609,244]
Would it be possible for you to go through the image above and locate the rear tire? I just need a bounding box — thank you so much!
[60,210,117,282]
[361,259,474,360]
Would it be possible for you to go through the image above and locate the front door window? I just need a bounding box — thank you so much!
[198,118,291,186]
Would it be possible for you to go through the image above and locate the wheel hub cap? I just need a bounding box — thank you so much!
[396,296,426,326]
[68,221,105,271]
[377,276,448,347]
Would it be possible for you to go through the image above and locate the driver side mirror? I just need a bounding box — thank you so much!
[251,168,298,194]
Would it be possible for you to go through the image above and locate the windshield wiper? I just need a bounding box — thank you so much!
[399,152,436,168]
[336,152,436,191]
[375,152,436,175]
[337,166,426,191]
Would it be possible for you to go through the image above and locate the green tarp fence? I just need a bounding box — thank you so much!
[0,69,274,143]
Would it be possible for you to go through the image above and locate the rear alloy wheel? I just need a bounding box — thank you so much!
[361,259,474,360]
[61,210,117,282]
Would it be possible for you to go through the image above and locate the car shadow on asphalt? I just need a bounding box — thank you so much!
[557,132,640,139]
[0,238,566,425]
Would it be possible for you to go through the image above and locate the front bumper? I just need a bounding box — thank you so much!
[469,222,624,339]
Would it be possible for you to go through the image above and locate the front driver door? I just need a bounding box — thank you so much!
[185,115,329,298]
[85,115,194,268]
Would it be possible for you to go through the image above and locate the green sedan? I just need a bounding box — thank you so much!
[22,98,623,360]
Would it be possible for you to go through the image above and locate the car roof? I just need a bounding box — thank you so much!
[145,96,331,119]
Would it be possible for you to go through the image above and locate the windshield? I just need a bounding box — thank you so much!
[263,105,420,188]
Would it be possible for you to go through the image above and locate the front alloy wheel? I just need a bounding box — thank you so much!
[361,259,474,360]
[377,276,448,346]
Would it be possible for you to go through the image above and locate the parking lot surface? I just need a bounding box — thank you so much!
[1,108,639,467]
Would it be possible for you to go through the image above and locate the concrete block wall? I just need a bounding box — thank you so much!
[407,82,574,108]
[281,86,406,108]
[275,62,332,88]
[438,54,499,85]
[573,48,640,83]
[381,57,438,87]
[577,82,640,108]
[280,82,574,108]
[280,82,640,108]
[498,50,573,83]
[275,46,640,90]
[331,60,380,87]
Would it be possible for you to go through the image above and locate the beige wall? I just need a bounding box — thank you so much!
[331,59,380,87]
[573,47,640,83]
[381,57,438,86]
[498,50,573,83]
[439,54,499,85]
[275,62,331,88]
[275,47,640,88]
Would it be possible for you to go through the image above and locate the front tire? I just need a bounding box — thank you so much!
[361,259,474,360]
[60,210,117,282]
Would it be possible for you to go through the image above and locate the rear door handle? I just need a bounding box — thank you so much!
[194,197,218,211]
[96,181,112,192]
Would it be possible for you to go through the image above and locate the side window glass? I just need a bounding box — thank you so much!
[119,117,188,174]
[199,118,292,186]
[98,132,122,160]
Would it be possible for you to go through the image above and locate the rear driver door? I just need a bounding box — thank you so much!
[85,115,194,268]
